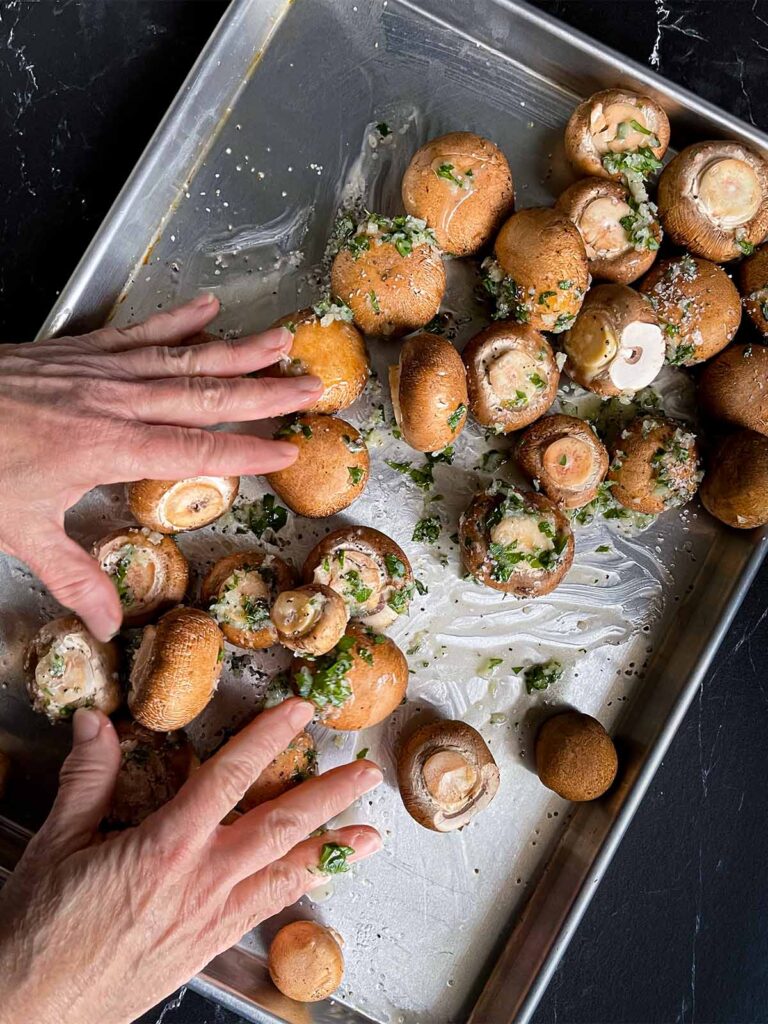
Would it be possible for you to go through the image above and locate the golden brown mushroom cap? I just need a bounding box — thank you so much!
[266,415,369,518]
[738,243,768,338]
[128,607,223,731]
[608,416,702,515]
[390,333,468,452]
[93,528,189,627]
[240,731,317,812]
[268,921,344,1003]
[535,711,618,801]
[564,89,670,180]
[700,429,768,529]
[271,584,349,656]
[401,131,515,256]
[517,415,609,509]
[127,476,239,534]
[397,719,499,832]
[698,343,768,437]
[202,551,294,650]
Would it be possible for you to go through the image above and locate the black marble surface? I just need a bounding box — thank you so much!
[1,2,767,1022]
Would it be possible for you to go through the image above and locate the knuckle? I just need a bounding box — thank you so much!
[259,806,307,854]
[189,376,230,416]
[219,756,260,805]
[157,344,198,375]
[265,859,306,909]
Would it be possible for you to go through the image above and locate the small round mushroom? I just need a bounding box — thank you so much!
[698,342,768,437]
[556,177,661,284]
[563,283,664,396]
[240,731,317,812]
[271,584,349,656]
[638,255,741,366]
[463,322,559,433]
[330,212,446,337]
[658,141,768,262]
[401,131,515,256]
[535,711,618,801]
[738,243,768,338]
[128,607,223,731]
[271,308,369,413]
[302,526,413,630]
[106,720,198,828]
[564,89,670,180]
[516,415,609,509]
[700,429,768,529]
[266,415,369,518]
[485,207,589,331]
[127,476,239,534]
[293,623,408,731]
[268,921,344,1003]
[93,528,189,627]
[608,415,702,515]
[202,551,294,650]
[389,332,468,452]
[397,720,499,832]
[24,616,120,723]
[459,485,574,597]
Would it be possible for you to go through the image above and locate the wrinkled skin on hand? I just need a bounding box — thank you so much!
[0,700,382,1024]
[0,294,323,641]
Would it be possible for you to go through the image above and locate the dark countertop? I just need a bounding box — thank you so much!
[1,2,767,1022]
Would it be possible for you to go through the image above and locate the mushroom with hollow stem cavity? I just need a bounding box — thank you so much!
[700,429,768,529]
[608,415,703,515]
[535,711,618,801]
[516,415,609,509]
[239,731,317,812]
[270,584,348,656]
[389,332,468,452]
[698,342,768,437]
[202,550,294,650]
[268,921,344,1003]
[738,243,768,338]
[127,476,239,534]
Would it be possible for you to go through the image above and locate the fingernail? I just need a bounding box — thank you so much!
[190,292,217,308]
[73,708,101,744]
[351,830,383,856]
[295,375,323,393]
[270,327,294,350]
[286,699,315,728]
[272,440,300,461]
[357,765,383,790]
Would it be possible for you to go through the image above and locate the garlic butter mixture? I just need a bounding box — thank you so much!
[209,565,273,632]
[483,486,568,582]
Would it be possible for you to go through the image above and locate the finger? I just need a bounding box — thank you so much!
[85,293,221,352]
[113,327,295,379]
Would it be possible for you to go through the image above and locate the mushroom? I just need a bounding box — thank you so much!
[535,711,618,801]
[389,332,468,452]
[266,415,369,518]
[106,720,198,828]
[563,283,665,396]
[128,607,223,731]
[127,476,239,534]
[483,207,589,331]
[638,254,741,366]
[330,212,446,337]
[270,584,349,656]
[397,720,500,832]
[564,89,670,181]
[92,528,189,627]
[302,526,414,630]
[401,131,515,256]
[202,551,294,650]
[24,616,121,723]
[271,308,369,413]
[459,485,574,597]
[738,243,768,338]
[698,342,768,436]
[555,177,661,284]
[292,623,408,731]
[700,429,768,529]
[608,415,702,514]
[657,141,768,262]
[268,921,344,1003]
[516,415,609,509]
[240,731,317,812]
[462,322,559,433]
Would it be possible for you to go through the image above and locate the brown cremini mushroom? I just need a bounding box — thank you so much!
[93,528,189,627]
[608,415,702,515]
[270,584,348,656]
[535,711,618,801]
[700,429,768,529]
[738,243,768,338]
[698,343,768,437]
[240,731,317,812]
[202,551,294,650]
[127,476,239,534]
[389,332,468,452]
[517,415,609,509]
[268,921,344,1003]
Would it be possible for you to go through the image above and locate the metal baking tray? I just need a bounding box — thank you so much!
[1,1,767,1022]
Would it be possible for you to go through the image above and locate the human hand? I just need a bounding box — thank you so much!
[0,294,323,641]
[0,698,382,1024]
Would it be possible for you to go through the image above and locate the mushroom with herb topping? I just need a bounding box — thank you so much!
[240,731,317,811]
[700,429,768,529]
[270,584,349,656]
[268,921,344,1003]
[127,476,239,534]
[93,528,189,627]
[608,415,703,515]
[389,332,468,452]
[738,243,768,338]
[202,550,294,650]
[517,415,609,509]
[535,711,618,801]
[698,342,768,436]
[397,720,499,832]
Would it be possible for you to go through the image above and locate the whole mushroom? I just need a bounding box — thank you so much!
[738,242,768,338]
[389,332,468,452]
[202,551,294,650]
[516,415,609,509]
[535,711,618,801]
[700,429,768,529]
[270,584,349,656]
[268,921,344,1003]
[127,476,239,534]
[698,342,768,437]
[93,528,189,627]
[608,415,702,514]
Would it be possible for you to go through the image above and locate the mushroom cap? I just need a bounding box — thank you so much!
[608,415,702,515]
[516,414,609,509]
[271,309,369,413]
[127,476,240,534]
[293,623,408,731]
[271,584,349,656]
[463,322,559,433]
[535,711,618,801]
[738,243,768,338]
[401,131,514,256]
[493,207,589,331]
[302,526,413,630]
[459,487,575,597]
[128,607,223,731]
[390,333,468,452]
[266,415,369,518]
[555,177,661,284]
[268,921,344,1003]
[106,719,198,828]
[240,731,317,812]
[24,616,121,722]
[330,241,445,338]
[564,89,670,180]
[638,255,741,366]
[202,550,294,650]
[397,719,500,832]
[700,429,768,529]
[698,342,768,436]
[93,528,189,627]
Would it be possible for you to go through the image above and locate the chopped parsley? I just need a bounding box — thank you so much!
[552,313,575,333]
[312,296,354,326]
[558,279,573,290]
[376,122,391,137]
[111,546,134,606]
[336,211,438,260]
[49,652,66,678]
[295,636,355,709]
[667,340,696,366]
[412,516,441,544]
[736,237,755,256]
[761,300,768,321]
[386,459,433,490]
[357,645,374,666]
[384,553,407,578]
[342,569,373,605]
[242,596,271,631]
[538,290,557,304]
[448,403,467,432]
[243,493,288,538]
[602,147,662,179]
[481,257,529,322]
[369,290,381,313]
[529,372,547,390]
[317,842,354,874]
[275,419,312,439]
[348,466,365,485]
[435,162,466,188]
[356,747,370,759]
[387,583,417,615]
[524,659,564,694]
